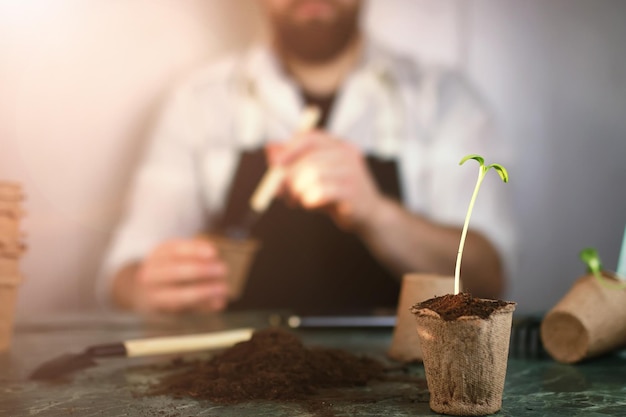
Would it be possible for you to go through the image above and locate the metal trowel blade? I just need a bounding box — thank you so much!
[29,352,97,381]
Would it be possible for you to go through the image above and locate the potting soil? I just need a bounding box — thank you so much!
[146,328,385,403]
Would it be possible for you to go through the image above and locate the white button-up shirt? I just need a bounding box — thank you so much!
[97,40,516,307]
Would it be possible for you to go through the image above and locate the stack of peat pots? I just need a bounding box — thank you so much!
[0,181,26,352]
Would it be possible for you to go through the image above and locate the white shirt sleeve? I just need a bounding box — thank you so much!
[96,88,207,309]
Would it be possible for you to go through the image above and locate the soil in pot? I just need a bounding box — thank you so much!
[415,292,510,321]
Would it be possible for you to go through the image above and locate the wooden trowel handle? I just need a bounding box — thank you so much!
[122,327,254,357]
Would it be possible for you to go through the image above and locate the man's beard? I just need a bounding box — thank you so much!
[272,1,361,64]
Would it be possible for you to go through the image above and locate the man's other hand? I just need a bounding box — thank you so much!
[113,239,229,314]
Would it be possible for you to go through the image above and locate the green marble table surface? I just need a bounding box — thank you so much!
[1,312,625,417]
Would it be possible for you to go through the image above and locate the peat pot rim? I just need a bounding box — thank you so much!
[412,299,516,322]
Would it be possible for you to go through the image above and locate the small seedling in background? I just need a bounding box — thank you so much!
[455,154,509,295]
[579,247,626,289]
[617,225,626,279]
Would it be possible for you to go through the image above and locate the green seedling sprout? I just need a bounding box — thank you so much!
[579,247,626,289]
[455,154,509,295]
[617,225,626,279]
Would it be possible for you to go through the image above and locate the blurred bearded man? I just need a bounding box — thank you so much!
[268,0,362,63]
[99,0,515,315]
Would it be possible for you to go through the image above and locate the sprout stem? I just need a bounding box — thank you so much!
[455,166,486,294]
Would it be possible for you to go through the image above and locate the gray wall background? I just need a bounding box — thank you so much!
[463,0,626,312]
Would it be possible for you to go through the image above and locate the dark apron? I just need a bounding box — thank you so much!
[214,148,403,315]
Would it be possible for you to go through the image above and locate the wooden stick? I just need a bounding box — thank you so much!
[249,106,321,213]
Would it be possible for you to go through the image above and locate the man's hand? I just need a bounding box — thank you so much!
[113,238,229,314]
[268,130,385,230]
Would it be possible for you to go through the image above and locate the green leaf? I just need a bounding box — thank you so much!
[579,247,626,290]
[488,164,509,183]
[580,247,602,274]
[459,154,484,166]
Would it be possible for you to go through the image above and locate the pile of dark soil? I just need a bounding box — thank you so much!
[412,293,510,321]
[147,328,386,404]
